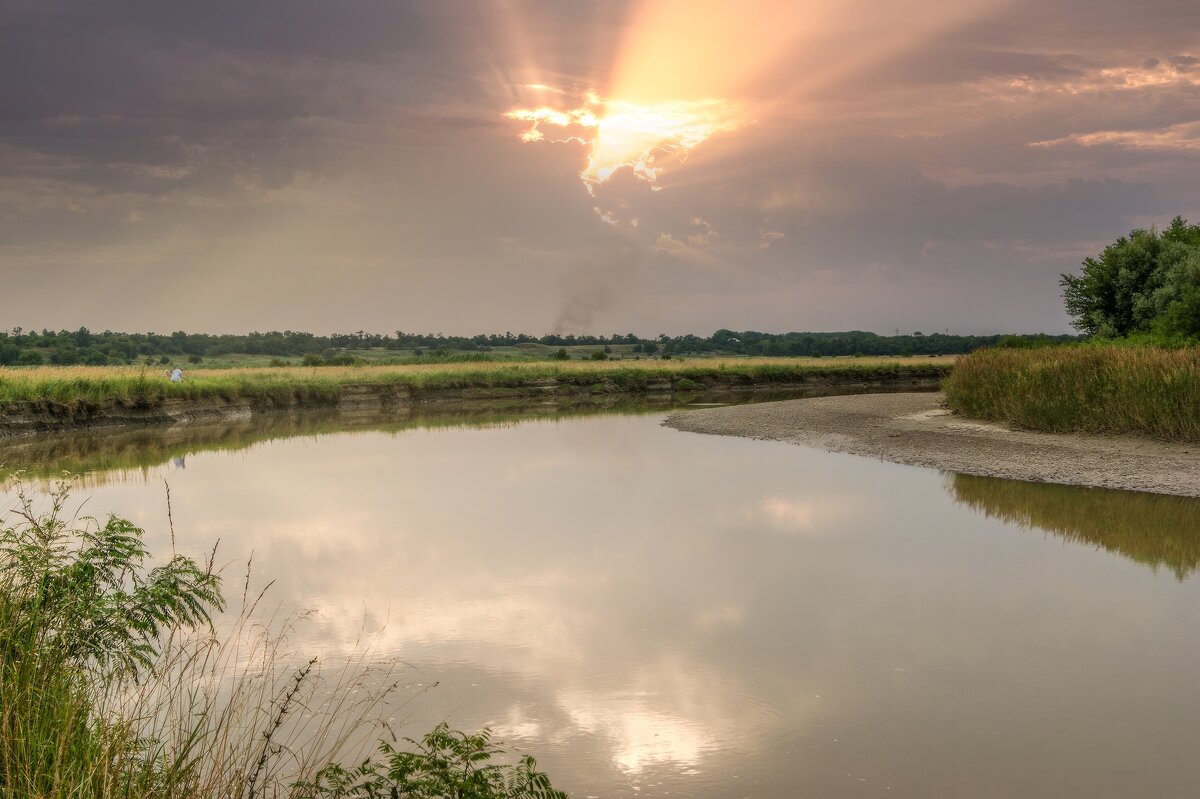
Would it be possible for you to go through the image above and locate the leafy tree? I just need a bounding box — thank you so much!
[1061,216,1200,337]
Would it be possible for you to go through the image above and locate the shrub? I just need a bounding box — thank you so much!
[294,724,565,799]
[1,480,224,796]
[17,349,44,365]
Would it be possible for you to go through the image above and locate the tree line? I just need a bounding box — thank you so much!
[0,326,1078,367]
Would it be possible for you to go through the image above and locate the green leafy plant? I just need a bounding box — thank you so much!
[294,723,565,799]
[2,480,224,678]
[1,479,226,797]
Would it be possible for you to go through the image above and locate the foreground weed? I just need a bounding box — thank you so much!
[294,724,565,799]
[0,479,564,799]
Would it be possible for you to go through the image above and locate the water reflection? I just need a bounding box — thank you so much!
[0,386,885,488]
[947,474,1200,579]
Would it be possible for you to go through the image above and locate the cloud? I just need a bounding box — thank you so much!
[2,0,1199,335]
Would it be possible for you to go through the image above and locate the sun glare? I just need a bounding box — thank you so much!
[505,91,740,192]
[501,0,810,197]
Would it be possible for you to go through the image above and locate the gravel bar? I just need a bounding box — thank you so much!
[664,392,1200,497]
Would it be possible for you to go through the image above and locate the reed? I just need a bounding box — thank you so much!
[0,357,952,410]
[943,345,1200,440]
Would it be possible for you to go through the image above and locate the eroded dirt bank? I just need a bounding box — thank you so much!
[0,371,943,439]
[665,392,1200,497]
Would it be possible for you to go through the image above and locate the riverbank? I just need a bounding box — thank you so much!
[0,359,949,438]
[664,392,1200,497]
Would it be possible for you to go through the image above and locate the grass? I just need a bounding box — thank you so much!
[0,357,952,411]
[0,480,565,799]
[949,473,1200,580]
[943,345,1200,441]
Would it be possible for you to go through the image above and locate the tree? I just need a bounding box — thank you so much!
[1061,217,1200,337]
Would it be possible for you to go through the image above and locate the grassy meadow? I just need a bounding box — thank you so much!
[943,345,1200,441]
[0,356,953,410]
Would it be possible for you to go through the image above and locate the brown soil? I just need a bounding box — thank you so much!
[664,392,1200,498]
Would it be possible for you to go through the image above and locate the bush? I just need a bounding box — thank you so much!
[295,724,565,799]
[1,481,224,797]
[550,348,569,361]
[17,349,44,365]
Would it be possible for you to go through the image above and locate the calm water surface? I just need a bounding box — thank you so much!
[4,406,1200,798]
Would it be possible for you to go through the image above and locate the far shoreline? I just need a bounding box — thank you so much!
[664,392,1200,498]
[0,359,948,439]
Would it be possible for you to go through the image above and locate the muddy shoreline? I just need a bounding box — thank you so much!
[664,392,1200,497]
[0,372,943,440]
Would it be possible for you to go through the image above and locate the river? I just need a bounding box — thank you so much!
[3,402,1199,798]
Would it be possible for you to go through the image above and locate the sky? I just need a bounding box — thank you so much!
[2,0,1198,336]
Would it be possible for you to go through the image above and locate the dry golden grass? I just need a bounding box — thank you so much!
[0,356,954,407]
[944,345,1200,440]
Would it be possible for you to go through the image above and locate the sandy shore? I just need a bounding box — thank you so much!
[664,392,1200,497]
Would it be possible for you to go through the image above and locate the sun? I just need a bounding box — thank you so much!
[505,90,741,194]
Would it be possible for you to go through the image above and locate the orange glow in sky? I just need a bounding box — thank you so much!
[504,0,807,193]
[505,93,740,191]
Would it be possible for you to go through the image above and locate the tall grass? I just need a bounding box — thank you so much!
[943,345,1200,440]
[0,479,563,799]
[0,357,952,411]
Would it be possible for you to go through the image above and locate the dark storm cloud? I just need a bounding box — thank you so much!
[1169,55,1199,72]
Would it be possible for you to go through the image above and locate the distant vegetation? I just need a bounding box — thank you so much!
[0,358,950,415]
[0,326,1076,368]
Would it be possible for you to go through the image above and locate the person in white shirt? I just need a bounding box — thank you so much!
[170,367,184,383]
